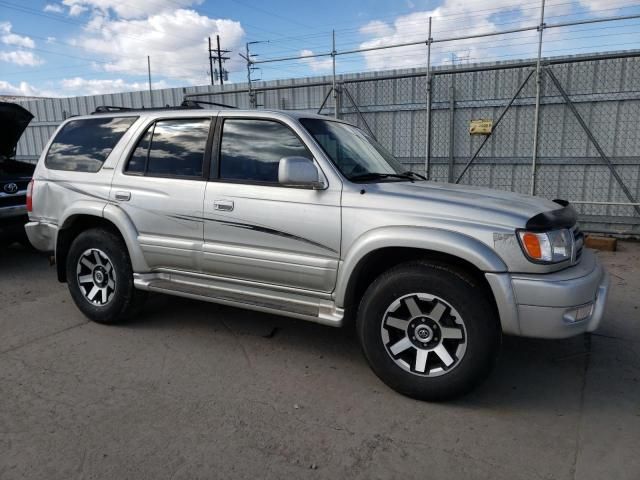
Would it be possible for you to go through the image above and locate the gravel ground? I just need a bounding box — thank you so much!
[1,242,639,480]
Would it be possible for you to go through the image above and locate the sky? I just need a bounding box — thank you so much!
[0,0,639,97]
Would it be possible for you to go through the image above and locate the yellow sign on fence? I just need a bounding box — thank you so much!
[469,119,493,135]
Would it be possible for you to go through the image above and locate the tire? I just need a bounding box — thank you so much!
[66,228,146,324]
[356,261,500,401]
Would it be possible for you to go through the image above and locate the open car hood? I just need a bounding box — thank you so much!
[0,102,34,159]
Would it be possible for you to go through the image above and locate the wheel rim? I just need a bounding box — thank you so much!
[76,248,117,306]
[380,293,467,377]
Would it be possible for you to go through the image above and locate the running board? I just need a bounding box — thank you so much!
[133,271,344,327]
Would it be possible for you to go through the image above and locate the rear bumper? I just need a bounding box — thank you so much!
[487,249,610,339]
[0,210,28,241]
[0,204,27,219]
[24,220,57,253]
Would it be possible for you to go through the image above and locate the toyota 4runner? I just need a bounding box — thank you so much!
[25,106,610,400]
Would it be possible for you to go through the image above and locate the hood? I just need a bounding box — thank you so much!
[366,180,565,230]
[0,102,34,159]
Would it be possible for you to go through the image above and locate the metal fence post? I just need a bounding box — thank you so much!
[447,82,455,183]
[530,0,546,195]
[332,30,339,119]
[424,16,433,179]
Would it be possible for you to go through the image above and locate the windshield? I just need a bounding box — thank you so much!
[300,118,412,182]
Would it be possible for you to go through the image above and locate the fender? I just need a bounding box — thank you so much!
[57,201,150,273]
[334,226,508,306]
[102,203,150,272]
[59,200,105,229]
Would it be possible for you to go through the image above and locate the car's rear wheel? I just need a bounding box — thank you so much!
[66,228,146,324]
[356,261,500,401]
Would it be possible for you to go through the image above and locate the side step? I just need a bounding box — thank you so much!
[133,272,344,327]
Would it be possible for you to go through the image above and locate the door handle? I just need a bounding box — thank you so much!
[115,191,131,201]
[213,200,234,212]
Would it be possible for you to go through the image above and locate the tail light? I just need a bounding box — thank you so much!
[26,179,34,212]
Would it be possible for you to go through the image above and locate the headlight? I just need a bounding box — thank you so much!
[517,228,573,263]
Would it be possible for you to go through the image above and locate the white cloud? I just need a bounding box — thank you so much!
[75,9,245,83]
[0,22,35,49]
[359,20,394,38]
[300,49,333,72]
[0,76,172,98]
[0,80,42,97]
[69,4,88,16]
[357,0,573,70]
[60,77,169,95]
[43,3,64,13]
[0,50,44,66]
[578,0,627,11]
[62,0,202,19]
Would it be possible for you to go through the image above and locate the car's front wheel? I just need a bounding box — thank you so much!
[357,261,500,401]
[66,228,146,324]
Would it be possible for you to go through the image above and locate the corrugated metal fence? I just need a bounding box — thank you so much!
[16,51,640,235]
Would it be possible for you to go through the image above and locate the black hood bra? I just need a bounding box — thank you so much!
[525,199,578,231]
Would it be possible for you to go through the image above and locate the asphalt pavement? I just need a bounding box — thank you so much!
[1,242,639,479]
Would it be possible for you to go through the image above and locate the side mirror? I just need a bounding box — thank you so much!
[278,157,325,189]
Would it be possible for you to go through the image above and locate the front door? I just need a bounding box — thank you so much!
[110,116,213,272]
[202,115,341,292]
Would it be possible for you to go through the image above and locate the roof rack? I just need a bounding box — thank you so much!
[91,97,236,115]
[180,99,237,109]
[92,104,202,114]
[93,105,134,113]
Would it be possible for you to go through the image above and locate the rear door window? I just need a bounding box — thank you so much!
[126,118,211,179]
[46,116,137,172]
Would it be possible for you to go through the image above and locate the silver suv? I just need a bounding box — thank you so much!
[26,106,610,400]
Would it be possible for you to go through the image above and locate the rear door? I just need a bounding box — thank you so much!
[201,114,342,292]
[110,115,214,272]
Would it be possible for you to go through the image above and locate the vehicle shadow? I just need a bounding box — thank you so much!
[129,292,594,411]
[0,242,49,270]
[1,243,603,412]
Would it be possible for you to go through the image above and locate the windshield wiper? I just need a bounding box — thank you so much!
[402,171,426,180]
[349,172,415,182]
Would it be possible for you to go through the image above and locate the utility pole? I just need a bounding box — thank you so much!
[240,40,267,109]
[216,35,229,86]
[208,37,214,85]
[245,42,254,107]
[209,35,230,86]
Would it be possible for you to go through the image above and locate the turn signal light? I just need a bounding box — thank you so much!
[520,232,542,259]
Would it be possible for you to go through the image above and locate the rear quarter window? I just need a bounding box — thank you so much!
[45,116,137,172]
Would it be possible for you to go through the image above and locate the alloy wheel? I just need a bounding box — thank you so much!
[76,248,117,306]
[380,293,467,377]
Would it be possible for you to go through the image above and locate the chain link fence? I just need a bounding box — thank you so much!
[16,51,640,235]
[327,52,640,235]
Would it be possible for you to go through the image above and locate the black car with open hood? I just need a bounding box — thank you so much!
[0,102,35,246]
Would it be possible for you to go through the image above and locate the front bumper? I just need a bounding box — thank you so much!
[24,220,57,253]
[486,249,610,339]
